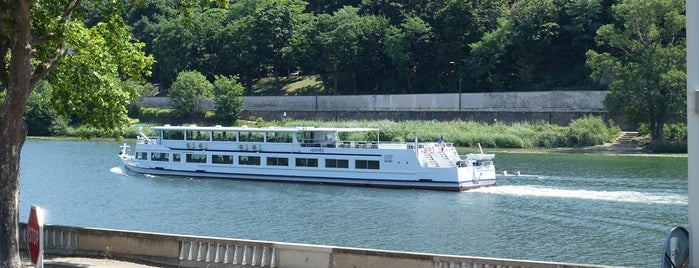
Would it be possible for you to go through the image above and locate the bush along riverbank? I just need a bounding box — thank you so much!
[33,114,690,153]
[115,115,620,149]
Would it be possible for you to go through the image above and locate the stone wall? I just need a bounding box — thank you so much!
[138,91,620,127]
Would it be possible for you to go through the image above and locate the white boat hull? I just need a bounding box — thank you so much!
[119,125,496,191]
[122,161,495,191]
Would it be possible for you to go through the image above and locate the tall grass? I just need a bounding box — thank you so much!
[60,115,618,149]
[269,116,619,148]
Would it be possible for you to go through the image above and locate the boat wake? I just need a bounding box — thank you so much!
[474,185,687,205]
[110,166,128,176]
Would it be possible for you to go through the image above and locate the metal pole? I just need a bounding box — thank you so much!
[458,63,462,111]
[449,61,462,111]
[686,1,699,267]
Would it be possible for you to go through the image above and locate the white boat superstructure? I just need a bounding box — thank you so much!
[119,125,496,191]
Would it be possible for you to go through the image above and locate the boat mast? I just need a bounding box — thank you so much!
[415,135,419,157]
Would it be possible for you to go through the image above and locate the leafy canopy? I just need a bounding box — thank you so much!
[213,75,245,126]
[169,70,214,118]
[585,0,685,140]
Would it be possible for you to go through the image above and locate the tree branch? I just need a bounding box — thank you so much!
[32,33,56,46]
[29,0,82,87]
[30,42,69,88]
[60,0,82,24]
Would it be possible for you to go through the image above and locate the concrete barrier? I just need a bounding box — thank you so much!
[139,91,607,112]
[138,91,619,127]
[19,223,618,268]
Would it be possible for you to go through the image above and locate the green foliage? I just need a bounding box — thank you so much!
[25,81,69,136]
[586,0,685,141]
[0,89,5,109]
[567,115,614,147]
[46,18,154,133]
[136,108,175,123]
[213,75,245,126]
[260,117,616,149]
[663,123,687,141]
[169,71,214,119]
[120,0,640,94]
[648,141,687,153]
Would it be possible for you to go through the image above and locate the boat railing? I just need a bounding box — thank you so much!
[303,141,379,149]
[137,135,158,145]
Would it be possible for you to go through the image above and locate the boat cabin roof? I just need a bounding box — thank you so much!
[151,125,379,133]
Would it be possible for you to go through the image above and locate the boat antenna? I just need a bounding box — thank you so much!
[138,127,150,143]
[415,135,419,156]
[478,143,484,154]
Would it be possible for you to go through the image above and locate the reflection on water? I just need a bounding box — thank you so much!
[19,139,688,267]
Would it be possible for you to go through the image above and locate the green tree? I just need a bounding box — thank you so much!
[213,75,245,126]
[0,0,153,266]
[384,16,433,93]
[468,0,560,91]
[250,0,306,77]
[24,81,68,136]
[151,8,228,88]
[586,0,685,141]
[169,71,214,119]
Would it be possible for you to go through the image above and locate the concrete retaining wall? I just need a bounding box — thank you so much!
[242,110,609,126]
[20,223,616,268]
[140,91,607,112]
[139,91,618,127]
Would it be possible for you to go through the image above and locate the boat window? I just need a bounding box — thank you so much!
[239,132,264,142]
[151,152,169,162]
[239,155,261,165]
[326,159,349,168]
[186,154,207,163]
[136,152,148,160]
[295,158,318,167]
[162,130,184,140]
[187,131,211,141]
[266,132,293,143]
[267,157,289,166]
[212,155,233,164]
[356,160,380,170]
[173,153,181,162]
[213,131,236,141]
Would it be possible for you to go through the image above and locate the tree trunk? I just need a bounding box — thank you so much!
[650,120,664,142]
[0,0,33,267]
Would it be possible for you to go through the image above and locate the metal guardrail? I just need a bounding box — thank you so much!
[19,223,619,268]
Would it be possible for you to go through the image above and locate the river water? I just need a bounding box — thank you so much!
[18,138,688,267]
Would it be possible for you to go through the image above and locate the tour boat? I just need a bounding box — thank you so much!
[119,125,496,191]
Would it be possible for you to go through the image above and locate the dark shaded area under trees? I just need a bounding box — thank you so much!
[118,0,616,95]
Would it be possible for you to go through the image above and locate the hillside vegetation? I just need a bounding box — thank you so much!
[118,0,614,94]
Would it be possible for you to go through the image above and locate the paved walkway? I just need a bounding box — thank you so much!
[22,255,159,268]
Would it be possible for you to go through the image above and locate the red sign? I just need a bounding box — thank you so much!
[27,205,43,267]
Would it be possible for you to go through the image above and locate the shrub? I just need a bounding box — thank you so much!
[648,141,687,153]
[169,71,213,119]
[493,133,525,148]
[213,75,244,126]
[567,115,609,147]
[663,123,687,141]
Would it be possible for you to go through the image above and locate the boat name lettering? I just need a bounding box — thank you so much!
[310,148,325,153]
